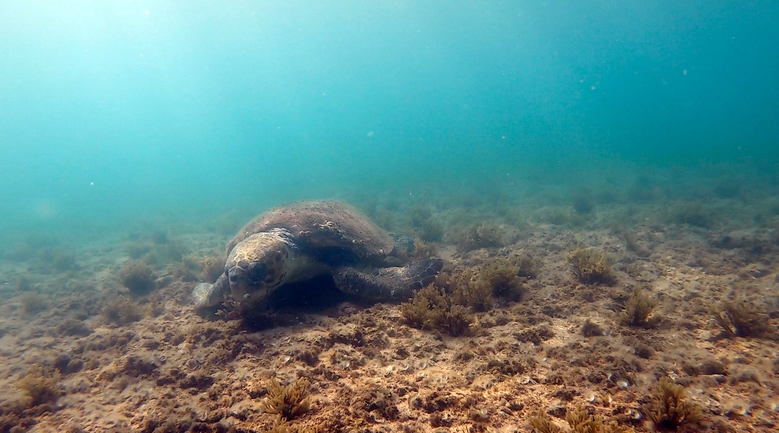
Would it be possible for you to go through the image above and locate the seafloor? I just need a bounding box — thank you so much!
[1,179,778,433]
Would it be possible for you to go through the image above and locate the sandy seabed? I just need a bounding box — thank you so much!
[0,202,778,433]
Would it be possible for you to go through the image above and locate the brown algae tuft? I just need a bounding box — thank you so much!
[410,205,444,242]
[400,284,473,336]
[642,377,701,429]
[528,409,565,433]
[581,320,605,337]
[118,260,157,295]
[568,248,616,285]
[436,268,492,312]
[480,257,527,301]
[528,405,634,433]
[18,292,49,316]
[712,299,774,337]
[619,290,659,328]
[102,298,143,326]
[456,221,506,252]
[200,254,226,283]
[15,365,61,407]
[260,378,311,421]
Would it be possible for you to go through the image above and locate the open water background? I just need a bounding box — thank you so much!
[1,1,777,243]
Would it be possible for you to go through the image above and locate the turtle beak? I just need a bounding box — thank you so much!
[227,266,251,301]
[227,261,275,303]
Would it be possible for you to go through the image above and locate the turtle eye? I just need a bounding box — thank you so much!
[247,263,267,284]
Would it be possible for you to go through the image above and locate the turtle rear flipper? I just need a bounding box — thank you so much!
[401,258,444,290]
[333,258,443,301]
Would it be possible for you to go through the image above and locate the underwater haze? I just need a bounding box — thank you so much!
[5,3,779,431]
[1,0,778,239]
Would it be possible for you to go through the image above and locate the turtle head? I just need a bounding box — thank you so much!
[224,229,295,303]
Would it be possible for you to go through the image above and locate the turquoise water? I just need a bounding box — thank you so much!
[1,1,777,242]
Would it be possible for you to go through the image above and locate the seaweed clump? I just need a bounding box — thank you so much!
[528,409,564,433]
[169,256,201,282]
[400,284,473,336]
[52,250,78,272]
[670,202,714,229]
[170,254,226,283]
[102,298,143,326]
[516,254,540,279]
[573,193,595,214]
[260,378,311,421]
[568,248,616,285]
[264,420,322,433]
[537,208,576,226]
[618,230,651,257]
[712,299,773,337]
[444,269,493,312]
[14,276,35,292]
[15,365,61,407]
[480,257,526,301]
[411,238,438,260]
[528,405,633,433]
[619,290,659,328]
[435,257,531,313]
[457,221,505,252]
[200,254,226,283]
[124,231,189,266]
[581,320,605,337]
[118,260,156,295]
[18,293,49,316]
[642,378,701,429]
[410,205,444,242]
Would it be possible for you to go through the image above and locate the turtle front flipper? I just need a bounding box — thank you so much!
[333,258,443,301]
[193,273,229,309]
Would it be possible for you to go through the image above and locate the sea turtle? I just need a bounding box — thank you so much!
[193,200,443,309]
